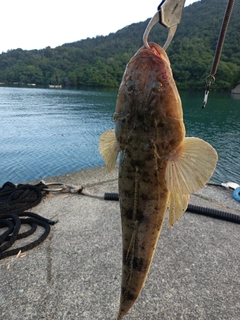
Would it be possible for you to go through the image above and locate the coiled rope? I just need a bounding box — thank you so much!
[0,181,57,260]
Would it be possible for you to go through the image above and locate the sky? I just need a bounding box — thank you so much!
[1,0,198,53]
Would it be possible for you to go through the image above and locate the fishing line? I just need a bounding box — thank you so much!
[202,0,235,108]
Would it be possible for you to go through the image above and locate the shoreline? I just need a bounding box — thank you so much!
[32,166,240,214]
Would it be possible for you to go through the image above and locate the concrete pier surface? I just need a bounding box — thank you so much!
[0,166,240,320]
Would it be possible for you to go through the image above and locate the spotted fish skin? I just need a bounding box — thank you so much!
[115,43,185,319]
[99,42,218,320]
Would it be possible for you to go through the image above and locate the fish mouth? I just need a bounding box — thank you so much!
[133,42,170,66]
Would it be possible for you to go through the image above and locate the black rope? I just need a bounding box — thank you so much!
[0,215,52,260]
[0,214,20,253]
[0,181,57,260]
[0,181,46,214]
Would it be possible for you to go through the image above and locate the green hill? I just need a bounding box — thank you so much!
[0,0,239,91]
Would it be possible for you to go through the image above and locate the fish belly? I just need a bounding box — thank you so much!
[117,151,169,319]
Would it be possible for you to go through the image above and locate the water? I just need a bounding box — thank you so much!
[0,86,239,185]
[181,91,240,184]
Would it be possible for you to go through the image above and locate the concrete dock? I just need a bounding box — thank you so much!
[0,166,240,320]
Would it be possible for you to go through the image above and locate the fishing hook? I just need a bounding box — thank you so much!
[143,0,186,50]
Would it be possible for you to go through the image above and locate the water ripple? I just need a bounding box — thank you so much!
[0,87,239,185]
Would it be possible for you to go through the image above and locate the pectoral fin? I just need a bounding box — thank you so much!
[166,137,218,226]
[99,129,119,171]
[168,193,189,227]
[165,137,218,194]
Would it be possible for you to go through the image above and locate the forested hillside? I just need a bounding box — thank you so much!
[0,0,239,91]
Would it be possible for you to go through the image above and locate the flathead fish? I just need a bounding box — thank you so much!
[99,42,218,319]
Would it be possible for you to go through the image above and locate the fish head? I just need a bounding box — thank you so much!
[115,42,183,121]
[114,42,185,155]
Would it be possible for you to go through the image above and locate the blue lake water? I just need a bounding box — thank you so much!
[0,86,239,185]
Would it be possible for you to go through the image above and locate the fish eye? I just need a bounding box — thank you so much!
[126,80,134,93]
[152,81,163,92]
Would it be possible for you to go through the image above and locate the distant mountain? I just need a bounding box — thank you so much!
[0,0,239,91]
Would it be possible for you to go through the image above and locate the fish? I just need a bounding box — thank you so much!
[99,42,218,319]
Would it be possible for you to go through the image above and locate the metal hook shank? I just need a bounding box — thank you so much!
[143,12,160,49]
[143,0,186,50]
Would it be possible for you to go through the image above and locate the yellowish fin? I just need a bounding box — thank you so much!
[166,137,218,194]
[99,129,119,171]
[168,192,189,227]
[165,137,218,226]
